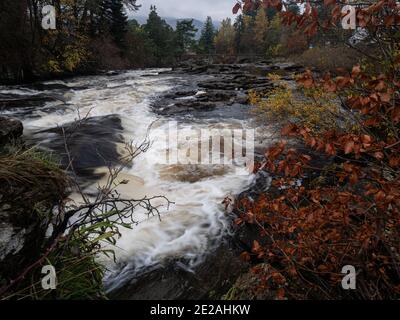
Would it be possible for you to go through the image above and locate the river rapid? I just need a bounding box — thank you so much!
[0,68,261,292]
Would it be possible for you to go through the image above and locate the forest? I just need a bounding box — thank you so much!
[1,0,346,84]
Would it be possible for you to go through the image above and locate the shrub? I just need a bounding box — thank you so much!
[295,46,359,74]
[249,75,350,133]
[234,0,400,300]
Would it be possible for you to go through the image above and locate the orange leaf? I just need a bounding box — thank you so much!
[276,288,286,300]
[240,251,251,262]
[344,140,355,154]
[252,240,262,253]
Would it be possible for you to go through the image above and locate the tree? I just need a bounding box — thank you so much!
[125,19,154,67]
[239,14,255,55]
[0,1,32,82]
[143,6,175,66]
[100,0,129,49]
[265,14,283,56]
[253,8,269,54]
[233,0,400,300]
[214,18,236,56]
[174,19,198,58]
[0,0,141,83]
[266,7,278,21]
[198,16,215,55]
[233,14,245,55]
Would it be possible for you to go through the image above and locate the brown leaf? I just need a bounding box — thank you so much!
[344,140,355,154]
[232,3,241,14]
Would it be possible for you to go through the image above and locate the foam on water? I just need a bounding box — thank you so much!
[1,69,255,290]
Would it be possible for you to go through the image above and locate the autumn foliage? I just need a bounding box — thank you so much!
[233,0,400,299]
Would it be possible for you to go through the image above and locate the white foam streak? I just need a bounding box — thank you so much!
[1,69,255,290]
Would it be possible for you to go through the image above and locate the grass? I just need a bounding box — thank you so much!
[0,142,108,300]
[0,143,69,214]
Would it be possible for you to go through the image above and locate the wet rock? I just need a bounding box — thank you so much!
[223,263,275,300]
[163,90,197,99]
[151,62,286,116]
[159,164,229,183]
[34,115,125,178]
[0,116,23,144]
[0,176,63,283]
[0,95,60,111]
[156,100,218,115]
[283,64,305,73]
[107,239,249,300]
[0,140,68,285]
[0,209,46,282]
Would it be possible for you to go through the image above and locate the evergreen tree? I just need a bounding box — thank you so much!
[266,7,278,21]
[233,14,245,55]
[110,0,128,48]
[287,3,300,15]
[99,0,128,49]
[198,16,215,55]
[174,19,198,57]
[125,19,155,67]
[143,6,175,65]
[240,14,255,55]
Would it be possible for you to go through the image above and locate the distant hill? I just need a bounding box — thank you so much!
[129,16,221,39]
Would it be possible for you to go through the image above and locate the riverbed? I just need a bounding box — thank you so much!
[0,67,267,295]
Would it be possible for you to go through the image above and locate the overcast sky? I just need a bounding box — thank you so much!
[130,0,235,21]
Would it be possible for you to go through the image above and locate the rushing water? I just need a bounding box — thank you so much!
[0,69,257,291]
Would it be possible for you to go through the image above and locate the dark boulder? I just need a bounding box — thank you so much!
[0,116,23,144]
[107,238,249,300]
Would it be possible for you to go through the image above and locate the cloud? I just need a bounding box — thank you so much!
[131,0,235,21]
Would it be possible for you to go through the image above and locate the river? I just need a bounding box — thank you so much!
[0,68,261,293]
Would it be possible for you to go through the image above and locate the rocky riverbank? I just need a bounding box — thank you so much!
[0,117,69,288]
[152,61,303,116]
[1,60,305,300]
[107,60,305,300]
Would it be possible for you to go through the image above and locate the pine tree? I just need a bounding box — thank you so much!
[234,14,245,55]
[198,16,215,55]
[110,0,128,48]
[143,6,175,65]
[99,0,128,49]
[287,3,300,15]
[175,19,198,58]
[239,15,255,55]
[266,7,278,21]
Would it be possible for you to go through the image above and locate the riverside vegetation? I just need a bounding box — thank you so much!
[227,0,400,300]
